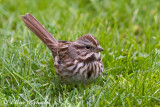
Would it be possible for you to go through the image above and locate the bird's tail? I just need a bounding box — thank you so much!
[21,13,58,52]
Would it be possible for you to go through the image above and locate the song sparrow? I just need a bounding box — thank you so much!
[21,13,104,83]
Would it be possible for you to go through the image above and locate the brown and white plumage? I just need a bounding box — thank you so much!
[22,13,104,83]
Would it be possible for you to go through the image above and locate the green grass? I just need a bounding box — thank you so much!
[0,0,160,106]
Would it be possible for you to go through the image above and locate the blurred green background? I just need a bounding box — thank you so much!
[0,0,160,106]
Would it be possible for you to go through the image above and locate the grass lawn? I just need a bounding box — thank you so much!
[0,0,160,106]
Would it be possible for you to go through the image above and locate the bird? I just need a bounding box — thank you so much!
[21,13,104,84]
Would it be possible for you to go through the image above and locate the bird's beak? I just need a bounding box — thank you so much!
[97,45,104,52]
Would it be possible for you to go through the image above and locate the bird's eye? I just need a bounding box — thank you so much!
[86,45,90,49]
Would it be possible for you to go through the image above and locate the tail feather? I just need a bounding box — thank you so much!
[21,13,58,52]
